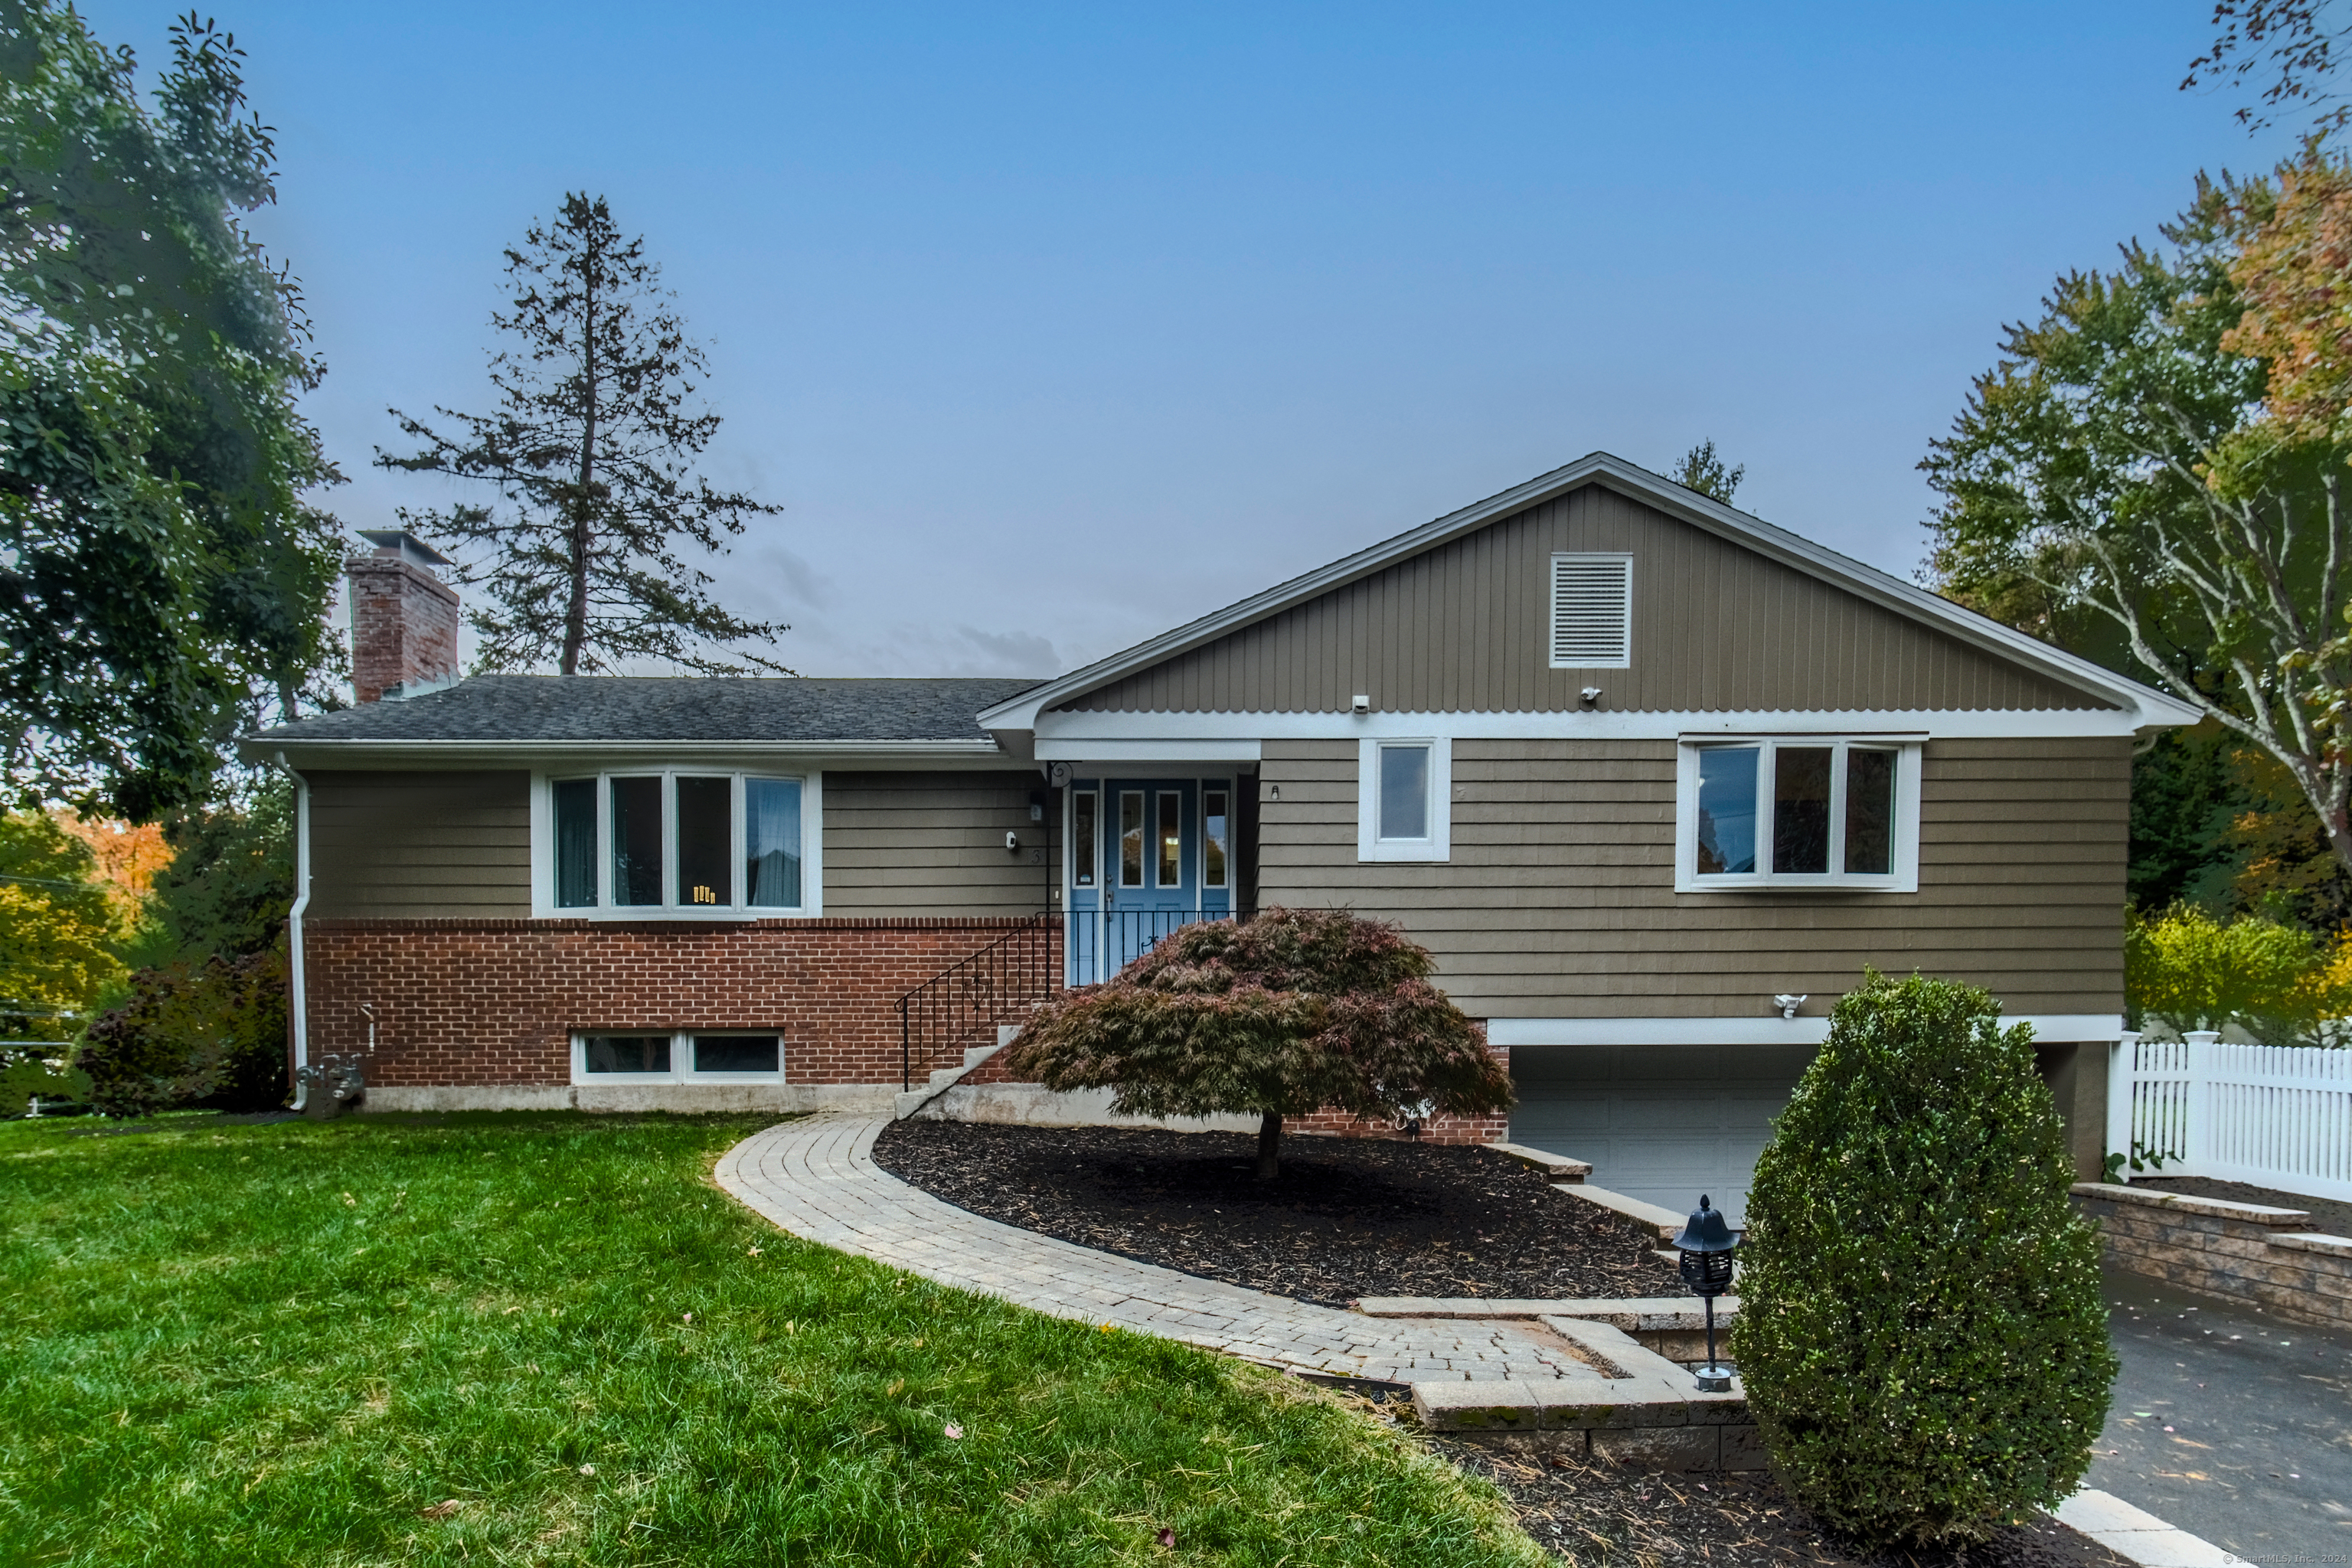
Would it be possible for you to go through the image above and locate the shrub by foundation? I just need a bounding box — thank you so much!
[77,950,287,1117]
[1736,973,2115,1547]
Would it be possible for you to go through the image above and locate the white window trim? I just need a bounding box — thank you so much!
[1200,780,1233,893]
[570,1029,786,1085]
[1357,737,1451,863]
[1674,736,1922,893]
[1548,550,1634,670]
[529,766,825,920]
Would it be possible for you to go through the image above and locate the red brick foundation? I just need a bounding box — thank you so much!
[303,917,1513,1145]
[964,1013,1509,1144]
[302,916,1057,1087]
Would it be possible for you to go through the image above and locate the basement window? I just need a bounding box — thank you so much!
[541,770,816,917]
[573,1031,784,1084]
[1675,738,1919,892]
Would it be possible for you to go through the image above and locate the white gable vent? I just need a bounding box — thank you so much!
[1549,552,1632,668]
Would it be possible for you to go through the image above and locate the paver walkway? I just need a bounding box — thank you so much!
[715,1114,1596,1386]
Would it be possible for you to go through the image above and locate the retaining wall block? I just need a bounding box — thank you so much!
[1592,1426,1722,1470]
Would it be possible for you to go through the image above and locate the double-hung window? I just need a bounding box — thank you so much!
[1675,737,1919,891]
[544,769,817,916]
[1357,737,1451,862]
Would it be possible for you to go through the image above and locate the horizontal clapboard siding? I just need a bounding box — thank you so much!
[822,771,1056,916]
[1062,483,2105,714]
[308,770,531,918]
[1256,737,2128,1018]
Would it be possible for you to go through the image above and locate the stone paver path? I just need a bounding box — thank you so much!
[716,1115,1599,1385]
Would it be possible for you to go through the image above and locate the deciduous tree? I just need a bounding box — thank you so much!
[379,194,788,676]
[1669,439,1743,504]
[1,3,345,818]
[1004,907,1512,1179]
[1921,166,2352,876]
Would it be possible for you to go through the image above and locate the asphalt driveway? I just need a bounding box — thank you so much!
[2086,1265,2352,1566]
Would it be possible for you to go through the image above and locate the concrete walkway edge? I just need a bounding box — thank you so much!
[2056,1488,2258,1567]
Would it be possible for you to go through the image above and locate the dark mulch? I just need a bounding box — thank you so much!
[871,1120,1680,1308]
[1432,1440,2131,1567]
[2125,1174,2352,1239]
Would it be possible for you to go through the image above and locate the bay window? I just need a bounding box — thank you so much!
[1677,737,1919,891]
[541,769,815,916]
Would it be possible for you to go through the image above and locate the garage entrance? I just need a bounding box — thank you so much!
[1507,1044,1817,1227]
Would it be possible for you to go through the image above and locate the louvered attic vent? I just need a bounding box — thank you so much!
[1549,553,1633,669]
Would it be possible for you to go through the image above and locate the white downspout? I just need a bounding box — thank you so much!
[279,752,312,1110]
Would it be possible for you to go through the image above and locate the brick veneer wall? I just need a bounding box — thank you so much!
[307,915,1518,1145]
[303,916,1058,1087]
[2072,1181,2352,1334]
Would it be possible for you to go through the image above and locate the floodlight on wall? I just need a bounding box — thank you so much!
[1580,687,1602,705]
[1774,993,1808,1020]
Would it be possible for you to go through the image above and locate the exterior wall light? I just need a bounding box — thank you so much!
[1673,1194,1739,1393]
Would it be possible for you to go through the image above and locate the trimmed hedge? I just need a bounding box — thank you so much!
[1736,973,2115,1547]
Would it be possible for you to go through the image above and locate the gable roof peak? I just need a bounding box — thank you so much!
[976,450,2197,732]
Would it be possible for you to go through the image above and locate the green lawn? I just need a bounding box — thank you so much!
[0,1111,1540,1566]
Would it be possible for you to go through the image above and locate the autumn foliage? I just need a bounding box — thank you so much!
[1004,907,1512,1178]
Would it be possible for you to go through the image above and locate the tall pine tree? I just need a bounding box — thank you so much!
[379,194,787,676]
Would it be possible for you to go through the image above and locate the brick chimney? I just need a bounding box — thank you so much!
[348,530,459,703]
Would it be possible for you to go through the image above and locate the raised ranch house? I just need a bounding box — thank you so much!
[246,453,2195,1220]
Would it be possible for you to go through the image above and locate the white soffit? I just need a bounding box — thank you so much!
[1032,708,2150,741]
[1491,1014,2126,1047]
[1034,739,1264,763]
[976,452,2202,733]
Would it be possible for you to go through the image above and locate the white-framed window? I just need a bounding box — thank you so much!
[570,1030,784,1085]
[1674,737,1921,892]
[1550,552,1632,669]
[532,768,822,918]
[1357,737,1451,863]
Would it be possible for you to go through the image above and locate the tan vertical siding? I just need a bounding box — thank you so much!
[1063,483,2105,714]
[822,770,1056,916]
[308,769,531,918]
[1253,736,2128,1018]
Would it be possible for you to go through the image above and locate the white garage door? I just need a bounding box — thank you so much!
[1508,1044,1816,1227]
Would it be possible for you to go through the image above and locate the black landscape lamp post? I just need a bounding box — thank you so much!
[1673,1194,1738,1393]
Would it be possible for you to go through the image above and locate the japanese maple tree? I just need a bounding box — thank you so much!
[1004,906,1512,1179]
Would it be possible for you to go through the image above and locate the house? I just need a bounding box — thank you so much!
[246,454,2195,1220]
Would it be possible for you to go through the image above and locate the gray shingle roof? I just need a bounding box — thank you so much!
[248,675,1043,745]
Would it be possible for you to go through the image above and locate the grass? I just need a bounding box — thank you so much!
[0,1110,1543,1566]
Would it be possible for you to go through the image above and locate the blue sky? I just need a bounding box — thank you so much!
[82,2,2304,678]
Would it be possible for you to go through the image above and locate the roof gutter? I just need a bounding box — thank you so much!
[236,737,1013,766]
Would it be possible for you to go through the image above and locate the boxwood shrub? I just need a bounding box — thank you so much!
[1736,972,2115,1547]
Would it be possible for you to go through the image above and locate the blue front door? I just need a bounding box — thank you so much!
[1066,776,1235,982]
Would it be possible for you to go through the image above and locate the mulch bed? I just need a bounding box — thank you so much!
[870,1120,1680,1308]
[1430,1440,2131,1567]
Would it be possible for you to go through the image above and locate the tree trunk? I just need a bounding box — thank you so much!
[1255,1110,1281,1181]
[560,253,600,677]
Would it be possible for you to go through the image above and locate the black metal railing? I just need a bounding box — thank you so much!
[1062,906,1252,988]
[897,913,1059,1090]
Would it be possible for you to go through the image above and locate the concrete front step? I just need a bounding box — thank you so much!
[892,1029,1019,1120]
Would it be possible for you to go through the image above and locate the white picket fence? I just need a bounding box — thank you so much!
[2106,1032,2352,1204]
